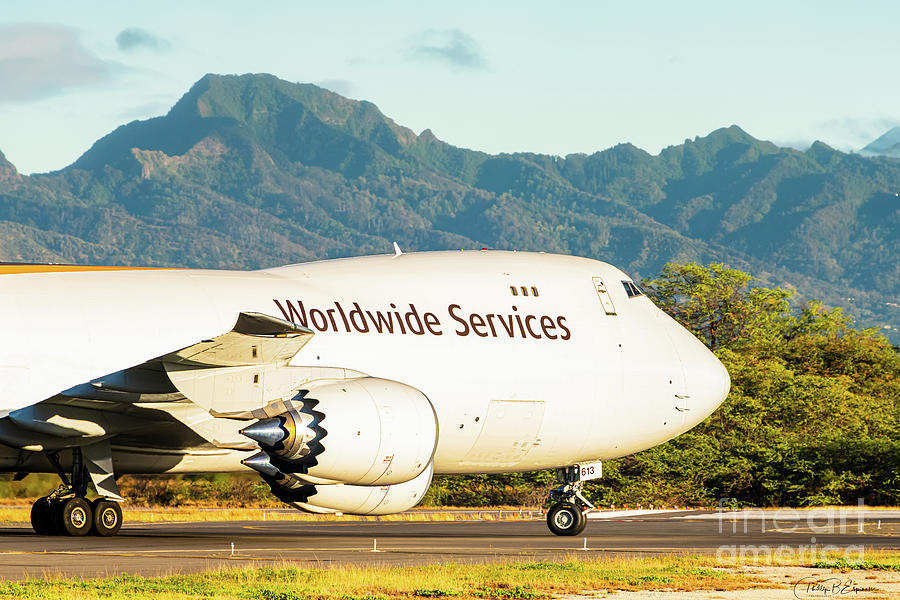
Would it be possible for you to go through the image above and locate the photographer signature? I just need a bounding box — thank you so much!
[793,576,879,598]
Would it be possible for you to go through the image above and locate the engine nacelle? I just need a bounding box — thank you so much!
[241,377,438,486]
[274,462,434,516]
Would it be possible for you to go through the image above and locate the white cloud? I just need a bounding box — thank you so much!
[410,29,487,70]
[115,27,171,53]
[314,79,360,98]
[775,117,900,152]
[0,23,119,104]
[116,100,172,122]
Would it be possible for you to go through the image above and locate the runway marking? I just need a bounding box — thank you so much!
[765,525,900,536]
[239,522,384,530]
[234,520,508,529]
[0,545,705,559]
[0,550,240,559]
[0,550,308,562]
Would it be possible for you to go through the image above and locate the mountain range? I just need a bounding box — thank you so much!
[0,73,898,342]
[862,127,900,158]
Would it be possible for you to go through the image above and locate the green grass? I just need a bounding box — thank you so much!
[812,557,900,571]
[4,551,900,599]
[0,556,757,600]
[413,589,461,598]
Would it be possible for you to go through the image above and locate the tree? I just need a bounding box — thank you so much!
[642,262,792,350]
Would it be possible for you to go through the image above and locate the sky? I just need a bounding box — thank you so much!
[1,1,899,174]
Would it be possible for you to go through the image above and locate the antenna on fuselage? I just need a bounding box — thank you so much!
[392,242,403,256]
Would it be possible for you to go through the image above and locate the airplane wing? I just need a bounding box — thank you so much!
[0,307,434,519]
[0,312,316,455]
[162,312,313,368]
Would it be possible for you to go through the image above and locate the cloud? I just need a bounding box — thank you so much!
[818,117,900,150]
[411,29,487,70]
[116,100,172,122]
[315,79,359,98]
[776,117,900,152]
[0,23,118,104]
[115,27,170,52]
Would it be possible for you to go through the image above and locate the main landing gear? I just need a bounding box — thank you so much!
[545,463,599,536]
[31,494,122,536]
[30,448,123,537]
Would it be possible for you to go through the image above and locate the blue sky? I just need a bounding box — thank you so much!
[2,1,899,174]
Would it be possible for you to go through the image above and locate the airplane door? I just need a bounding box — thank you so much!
[572,276,624,460]
[592,277,617,315]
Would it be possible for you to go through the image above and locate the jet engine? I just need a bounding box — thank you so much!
[260,461,434,515]
[241,377,438,486]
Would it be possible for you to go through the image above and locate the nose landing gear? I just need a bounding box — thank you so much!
[547,501,586,536]
[545,462,600,536]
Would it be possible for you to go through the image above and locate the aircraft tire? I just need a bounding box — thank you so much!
[546,501,587,536]
[90,499,123,537]
[30,496,57,535]
[59,497,92,536]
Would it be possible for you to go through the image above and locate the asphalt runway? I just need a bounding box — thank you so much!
[0,511,898,580]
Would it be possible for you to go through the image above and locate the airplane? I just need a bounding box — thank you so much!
[0,249,730,537]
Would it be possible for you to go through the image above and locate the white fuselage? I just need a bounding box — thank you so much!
[0,251,729,475]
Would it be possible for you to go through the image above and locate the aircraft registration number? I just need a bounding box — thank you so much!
[577,461,602,482]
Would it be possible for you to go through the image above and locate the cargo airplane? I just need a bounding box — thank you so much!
[0,250,729,537]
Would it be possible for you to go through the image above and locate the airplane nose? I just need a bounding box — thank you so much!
[685,346,730,420]
[655,308,731,424]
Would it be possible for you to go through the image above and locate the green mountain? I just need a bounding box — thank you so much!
[1,73,898,341]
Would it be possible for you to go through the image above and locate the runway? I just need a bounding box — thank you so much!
[0,510,897,580]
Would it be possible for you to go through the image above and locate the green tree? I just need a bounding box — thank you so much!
[642,262,792,350]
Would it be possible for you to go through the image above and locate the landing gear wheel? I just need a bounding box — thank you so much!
[59,497,92,536]
[90,499,123,537]
[547,501,587,536]
[31,496,56,535]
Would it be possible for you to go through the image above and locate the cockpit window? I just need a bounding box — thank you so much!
[622,280,644,298]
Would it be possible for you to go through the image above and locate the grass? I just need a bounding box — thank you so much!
[811,555,900,571]
[709,548,900,572]
[0,548,897,599]
[0,555,760,599]
[0,506,538,524]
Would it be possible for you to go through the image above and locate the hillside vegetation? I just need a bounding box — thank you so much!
[0,73,898,340]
